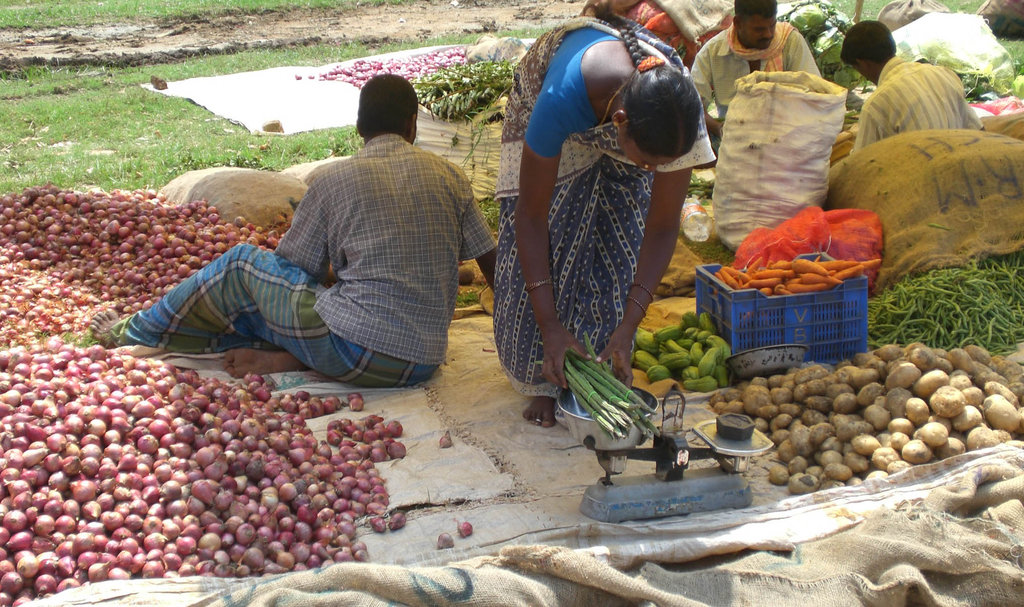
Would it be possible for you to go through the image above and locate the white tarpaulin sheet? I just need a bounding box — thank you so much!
[143,45,463,134]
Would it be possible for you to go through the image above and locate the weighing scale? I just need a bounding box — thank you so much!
[557,388,772,523]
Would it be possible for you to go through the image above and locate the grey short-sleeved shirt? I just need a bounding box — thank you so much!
[275,134,495,364]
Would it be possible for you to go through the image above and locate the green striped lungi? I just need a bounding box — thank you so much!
[109,244,436,387]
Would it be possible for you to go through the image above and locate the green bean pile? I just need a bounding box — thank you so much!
[868,249,1024,355]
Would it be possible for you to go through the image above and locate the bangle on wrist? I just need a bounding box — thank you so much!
[525,278,553,293]
[630,281,654,302]
[627,295,648,315]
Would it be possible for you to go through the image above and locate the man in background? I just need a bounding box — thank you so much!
[841,20,982,152]
[691,0,820,141]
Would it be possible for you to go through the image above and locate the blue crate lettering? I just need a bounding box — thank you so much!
[695,254,868,364]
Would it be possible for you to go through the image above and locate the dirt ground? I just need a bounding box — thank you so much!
[0,0,582,71]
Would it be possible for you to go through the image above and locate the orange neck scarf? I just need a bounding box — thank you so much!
[726,21,795,72]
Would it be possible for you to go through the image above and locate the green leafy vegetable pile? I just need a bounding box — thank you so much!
[413,61,516,123]
[779,0,862,90]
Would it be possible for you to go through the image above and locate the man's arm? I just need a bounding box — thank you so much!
[274,187,332,282]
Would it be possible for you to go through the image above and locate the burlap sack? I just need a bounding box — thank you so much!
[657,235,704,297]
[826,129,1024,291]
[982,112,1024,141]
[877,0,950,31]
[978,0,1024,37]
[160,167,304,229]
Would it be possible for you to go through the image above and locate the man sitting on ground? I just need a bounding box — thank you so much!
[92,74,497,388]
[691,0,820,141]
[841,20,982,152]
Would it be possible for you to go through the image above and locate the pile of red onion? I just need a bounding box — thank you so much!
[0,339,408,606]
[306,47,467,88]
[0,186,281,348]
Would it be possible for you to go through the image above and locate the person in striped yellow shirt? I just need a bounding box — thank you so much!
[841,20,982,152]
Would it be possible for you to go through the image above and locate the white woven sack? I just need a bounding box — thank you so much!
[713,71,848,250]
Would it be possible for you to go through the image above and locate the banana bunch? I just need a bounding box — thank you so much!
[632,312,731,392]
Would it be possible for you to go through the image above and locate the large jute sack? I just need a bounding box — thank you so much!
[161,167,305,229]
[877,0,949,31]
[826,129,1024,291]
[978,0,1024,37]
[713,71,848,250]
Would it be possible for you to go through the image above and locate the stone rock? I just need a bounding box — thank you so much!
[161,167,306,229]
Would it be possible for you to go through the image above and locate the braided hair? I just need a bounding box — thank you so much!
[591,1,703,159]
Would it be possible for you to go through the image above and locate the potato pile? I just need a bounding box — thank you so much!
[709,343,1024,494]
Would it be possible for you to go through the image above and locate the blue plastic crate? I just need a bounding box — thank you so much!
[695,255,868,364]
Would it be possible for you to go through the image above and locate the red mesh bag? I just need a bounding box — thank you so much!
[732,206,884,291]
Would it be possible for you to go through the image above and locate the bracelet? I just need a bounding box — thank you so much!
[630,281,654,301]
[627,295,649,314]
[525,278,553,293]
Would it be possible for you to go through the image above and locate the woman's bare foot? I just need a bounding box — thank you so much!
[89,309,122,348]
[523,395,556,427]
[223,348,308,378]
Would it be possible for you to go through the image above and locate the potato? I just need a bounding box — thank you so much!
[754,417,770,433]
[778,403,802,418]
[856,382,886,408]
[792,365,830,385]
[800,409,828,427]
[948,373,974,391]
[913,369,950,400]
[871,446,901,470]
[847,476,864,487]
[803,396,832,413]
[929,385,967,419]
[816,449,844,467]
[851,433,881,456]
[887,417,915,435]
[935,437,966,459]
[789,426,814,458]
[767,464,790,486]
[805,465,823,478]
[993,358,1024,381]
[825,382,855,399]
[851,352,881,367]
[741,384,772,416]
[776,438,797,462]
[874,344,903,362]
[914,421,949,448]
[771,429,791,445]
[787,455,809,475]
[876,431,892,449]
[755,404,779,420]
[788,473,819,494]
[719,387,742,402]
[844,452,870,474]
[885,361,922,390]
[862,404,891,431]
[716,400,746,415]
[888,431,910,452]
[984,381,1020,408]
[865,470,889,480]
[887,460,913,475]
[770,386,794,406]
[838,366,880,390]
[824,462,854,481]
[883,387,912,419]
[832,392,859,415]
[767,374,787,389]
[964,344,992,365]
[819,436,842,453]
[934,357,954,374]
[983,394,1021,432]
[750,376,770,387]
[907,345,940,371]
[770,413,793,432]
[961,387,985,408]
[836,420,874,442]
[793,378,829,402]
[946,348,976,373]
[808,422,835,448]
[966,426,1002,451]
[708,390,729,407]
[904,397,931,426]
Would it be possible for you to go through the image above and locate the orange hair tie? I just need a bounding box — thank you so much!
[637,56,665,72]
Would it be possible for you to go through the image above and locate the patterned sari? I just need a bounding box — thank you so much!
[492,18,713,397]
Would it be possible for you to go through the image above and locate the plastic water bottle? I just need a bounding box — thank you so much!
[681,197,713,242]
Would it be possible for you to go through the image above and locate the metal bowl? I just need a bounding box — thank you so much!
[726,344,809,379]
[557,388,656,451]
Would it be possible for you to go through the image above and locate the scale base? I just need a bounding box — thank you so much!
[579,467,752,523]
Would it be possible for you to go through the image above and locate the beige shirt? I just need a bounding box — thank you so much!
[854,57,983,151]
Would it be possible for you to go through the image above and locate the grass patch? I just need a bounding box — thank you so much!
[0,0,410,29]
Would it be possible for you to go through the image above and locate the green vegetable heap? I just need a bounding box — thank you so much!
[778,0,862,90]
[412,60,516,123]
[633,312,732,393]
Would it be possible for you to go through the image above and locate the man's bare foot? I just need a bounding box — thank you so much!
[523,395,556,427]
[89,309,122,348]
[223,348,308,378]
